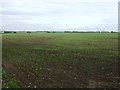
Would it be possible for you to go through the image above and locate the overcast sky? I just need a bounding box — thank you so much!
[0,0,119,31]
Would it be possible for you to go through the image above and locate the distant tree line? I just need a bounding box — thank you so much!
[64,31,117,33]
[3,31,118,33]
[4,31,16,33]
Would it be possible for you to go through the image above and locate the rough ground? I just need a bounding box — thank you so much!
[2,33,119,88]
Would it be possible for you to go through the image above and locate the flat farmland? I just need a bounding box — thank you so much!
[2,33,119,88]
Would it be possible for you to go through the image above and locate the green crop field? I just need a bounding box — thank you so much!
[2,33,119,88]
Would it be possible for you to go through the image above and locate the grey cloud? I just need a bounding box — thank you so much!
[2,10,45,16]
[1,0,118,31]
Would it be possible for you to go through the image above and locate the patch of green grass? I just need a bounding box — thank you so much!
[34,47,58,50]
[2,70,21,88]
[2,81,20,88]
